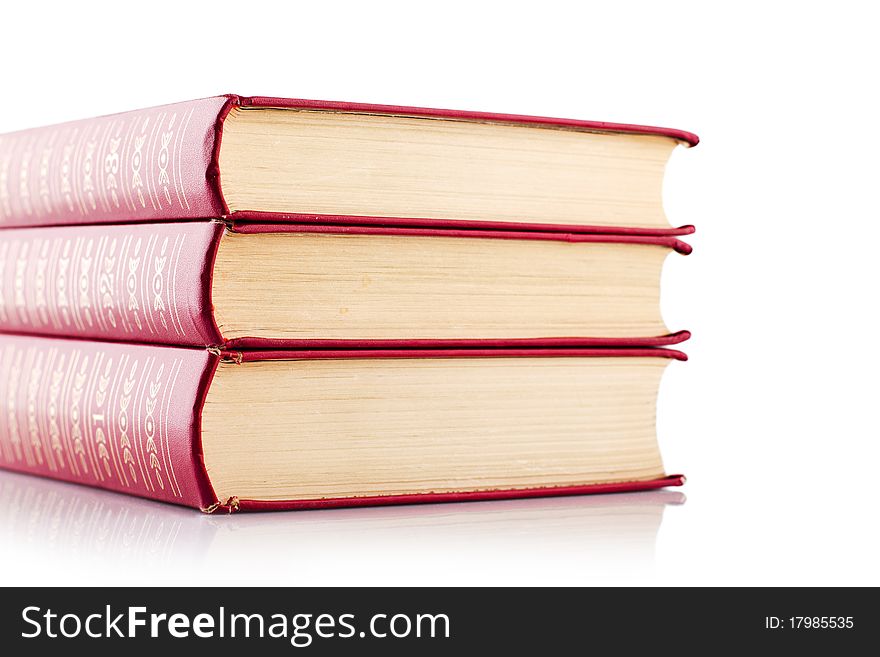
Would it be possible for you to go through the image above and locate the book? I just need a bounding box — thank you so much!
[0,221,691,348]
[0,333,684,512]
[0,95,697,235]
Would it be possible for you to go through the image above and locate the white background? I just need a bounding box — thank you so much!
[1,0,878,586]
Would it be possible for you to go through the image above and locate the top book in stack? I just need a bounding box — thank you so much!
[0,95,697,234]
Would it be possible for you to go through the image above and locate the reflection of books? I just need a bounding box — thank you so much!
[0,470,684,585]
[0,471,215,585]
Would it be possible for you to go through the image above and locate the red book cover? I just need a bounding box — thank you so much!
[0,95,698,235]
[0,221,692,349]
[0,333,685,512]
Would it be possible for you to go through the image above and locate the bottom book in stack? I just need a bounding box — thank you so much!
[0,334,684,512]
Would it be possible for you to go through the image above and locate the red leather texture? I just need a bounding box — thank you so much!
[221,347,688,363]
[0,97,227,228]
[231,210,697,238]
[0,333,218,509]
[0,221,224,345]
[218,475,687,513]
[1,94,698,234]
[224,330,692,350]
[230,221,693,255]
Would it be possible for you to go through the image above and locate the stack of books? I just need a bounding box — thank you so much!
[0,95,696,512]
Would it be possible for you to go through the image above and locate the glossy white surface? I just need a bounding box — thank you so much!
[1,0,878,586]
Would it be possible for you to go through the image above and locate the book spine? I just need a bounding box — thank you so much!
[0,97,228,228]
[0,221,224,346]
[0,334,218,509]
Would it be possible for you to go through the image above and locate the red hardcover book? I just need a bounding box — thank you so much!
[0,221,691,348]
[0,95,697,235]
[0,333,685,512]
